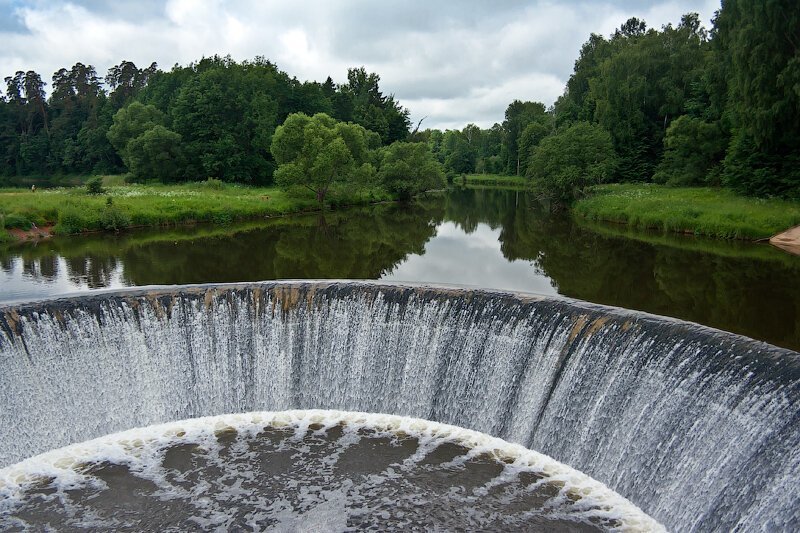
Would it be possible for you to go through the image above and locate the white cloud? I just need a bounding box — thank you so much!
[0,0,721,130]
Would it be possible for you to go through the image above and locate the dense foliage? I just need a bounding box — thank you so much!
[0,57,412,187]
[416,2,799,199]
[1,0,797,200]
[378,141,446,200]
[271,112,376,204]
[526,122,616,206]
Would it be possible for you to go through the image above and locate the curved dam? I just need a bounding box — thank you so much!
[0,281,797,530]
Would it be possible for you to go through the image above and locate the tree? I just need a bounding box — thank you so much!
[337,67,410,144]
[22,70,49,137]
[502,100,547,174]
[378,141,445,200]
[270,113,375,205]
[477,123,504,174]
[518,121,550,175]
[592,18,707,181]
[717,0,800,197]
[2,70,50,174]
[554,33,613,127]
[1,56,419,182]
[106,60,158,107]
[442,130,475,175]
[48,63,110,174]
[527,122,616,207]
[107,102,166,168]
[125,125,185,182]
[654,116,726,186]
[150,57,295,183]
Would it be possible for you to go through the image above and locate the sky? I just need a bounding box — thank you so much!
[0,0,720,130]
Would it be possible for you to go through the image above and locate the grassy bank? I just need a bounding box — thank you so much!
[576,217,800,266]
[458,174,527,187]
[0,178,392,239]
[574,184,800,240]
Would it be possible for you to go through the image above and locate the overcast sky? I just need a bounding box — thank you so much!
[0,0,720,130]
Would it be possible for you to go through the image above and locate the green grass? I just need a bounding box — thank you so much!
[574,183,800,240]
[459,174,528,187]
[0,180,393,237]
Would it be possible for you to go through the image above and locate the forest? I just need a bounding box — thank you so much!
[420,2,799,201]
[0,0,797,201]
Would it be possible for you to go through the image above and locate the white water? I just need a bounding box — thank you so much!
[0,281,798,531]
[0,410,663,531]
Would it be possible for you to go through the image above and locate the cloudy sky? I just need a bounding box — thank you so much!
[0,0,719,130]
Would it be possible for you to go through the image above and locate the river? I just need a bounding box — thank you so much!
[1,186,798,350]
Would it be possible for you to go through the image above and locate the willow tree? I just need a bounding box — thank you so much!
[378,141,445,200]
[270,112,375,205]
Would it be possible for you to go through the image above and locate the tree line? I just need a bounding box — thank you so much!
[0,57,416,184]
[1,0,797,202]
[415,0,799,201]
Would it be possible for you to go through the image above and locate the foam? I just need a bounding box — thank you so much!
[0,410,663,531]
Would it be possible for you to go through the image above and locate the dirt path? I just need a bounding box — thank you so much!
[770,225,800,255]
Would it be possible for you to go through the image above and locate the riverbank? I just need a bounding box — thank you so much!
[458,174,527,187]
[573,184,800,240]
[0,180,393,242]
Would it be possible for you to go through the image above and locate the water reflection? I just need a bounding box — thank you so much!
[384,222,557,295]
[1,188,799,350]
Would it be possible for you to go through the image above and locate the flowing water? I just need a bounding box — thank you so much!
[1,187,799,351]
[1,282,797,531]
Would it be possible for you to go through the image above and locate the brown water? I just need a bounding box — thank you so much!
[2,414,640,531]
[1,187,798,350]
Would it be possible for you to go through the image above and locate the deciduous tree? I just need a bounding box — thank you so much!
[527,122,616,207]
[271,113,375,205]
[378,141,445,200]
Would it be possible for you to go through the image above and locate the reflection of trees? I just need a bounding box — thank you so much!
[443,187,518,234]
[2,188,799,350]
[488,189,800,350]
[104,202,442,285]
[9,256,61,282]
[649,253,799,346]
[0,203,443,289]
[38,255,58,279]
[270,203,442,279]
[64,255,120,288]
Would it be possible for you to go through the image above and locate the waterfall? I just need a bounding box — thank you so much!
[1,281,797,531]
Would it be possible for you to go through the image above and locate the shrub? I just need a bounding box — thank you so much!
[2,213,33,230]
[86,176,105,195]
[202,177,225,190]
[126,125,185,183]
[654,116,727,187]
[100,198,131,231]
[54,208,90,234]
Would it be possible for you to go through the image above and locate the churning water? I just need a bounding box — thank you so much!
[0,411,662,531]
[0,281,798,531]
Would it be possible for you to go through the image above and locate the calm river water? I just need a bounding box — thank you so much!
[1,187,798,350]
